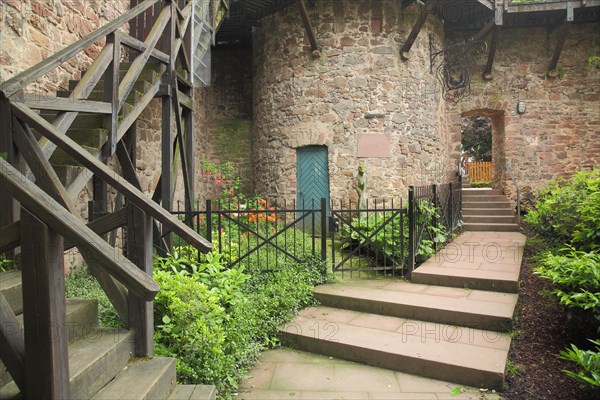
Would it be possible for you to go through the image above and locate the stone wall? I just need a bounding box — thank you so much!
[445,23,600,207]
[0,0,129,93]
[197,45,254,204]
[252,0,452,205]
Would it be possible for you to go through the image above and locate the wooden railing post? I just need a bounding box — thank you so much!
[126,203,154,356]
[103,31,121,157]
[0,95,20,259]
[20,208,69,400]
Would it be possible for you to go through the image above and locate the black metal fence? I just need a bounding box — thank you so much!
[170,179,462,276]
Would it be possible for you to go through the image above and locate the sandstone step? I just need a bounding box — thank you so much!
[462,201,512,209]
[0,329,134,400]
[412,265,519,293]
[280,307,509,390]
[167,385,217,400]
[92,357,176,400]
[0,298,99,388]
[461,195,509,202]
[462,208,514,216]
[314,281,517,331]
[463,215,517,224]
[462,188,502,195]
[464,223,520,232]
[0,270,22,314]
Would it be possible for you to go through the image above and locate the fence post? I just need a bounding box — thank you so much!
[408,186,415,271]
[432,184,438,252]
[320,198,327,273]
[206,199,212,243]
[449,182,454,235]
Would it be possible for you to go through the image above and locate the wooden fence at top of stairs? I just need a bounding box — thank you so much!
[0,1,230,398]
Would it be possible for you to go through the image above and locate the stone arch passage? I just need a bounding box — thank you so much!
[461,109,506,190]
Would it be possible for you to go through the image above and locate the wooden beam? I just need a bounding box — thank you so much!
[0,293,25,393]
[64,78,161,200]
[11,103,212,254]
[184,108,195,212]
[118,6,171,112]
[0,157,160,300]
[38,43,114,162]
[547,19,571,78]
[401,0,437,61]
[12,117,76,212]
[21,208,69,400]
[295,0,319,53]
[2,208,128,254]
[0,95,18,259]
[507,0,600,13]
[120,32,170,64]
[127,204,154,356]
[103,31,121,157]
[115,139,169,252]
[172,82,193,217]
[177,90,193,110]
[0,221,20,253]
[0,0,161,99]
[483,26,501,81]
[23,98,112,114]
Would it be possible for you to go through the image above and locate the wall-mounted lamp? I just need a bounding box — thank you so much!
[517,100,526,114]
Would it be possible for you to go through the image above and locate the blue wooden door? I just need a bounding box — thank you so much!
[297,146,330,233]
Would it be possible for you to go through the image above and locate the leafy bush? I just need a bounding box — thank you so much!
[534,248,600,324]
[153,248,327,396]
[525,170,600,251]
[339,200,449,265]
[470,181,492,188]
[65,267,122,328]
[559,339,600,388]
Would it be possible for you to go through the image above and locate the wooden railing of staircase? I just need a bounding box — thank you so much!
[0,0,221,398]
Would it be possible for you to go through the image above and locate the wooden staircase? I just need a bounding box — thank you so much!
[0,271,216,400]
[0,1,229,399]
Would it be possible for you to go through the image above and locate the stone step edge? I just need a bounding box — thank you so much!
[280,316,507,390]
[314,285,515,331]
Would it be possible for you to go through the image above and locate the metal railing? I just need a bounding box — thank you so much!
[505,164,521,223]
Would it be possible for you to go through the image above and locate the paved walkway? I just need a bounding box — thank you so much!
[238,231,526,400]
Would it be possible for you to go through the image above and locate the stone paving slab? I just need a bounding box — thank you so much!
[314,280,517,331]
[238,348,502,400]
[412,232,526,293]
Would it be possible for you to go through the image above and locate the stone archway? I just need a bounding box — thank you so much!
[461,109,506,190]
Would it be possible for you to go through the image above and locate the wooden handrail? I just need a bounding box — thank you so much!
[0,0,161,99]
[11,102,213,254]
[0,158,160,301]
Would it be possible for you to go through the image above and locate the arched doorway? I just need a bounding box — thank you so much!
[461,109,506,190]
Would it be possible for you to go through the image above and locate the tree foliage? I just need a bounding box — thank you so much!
[461,116,492,161]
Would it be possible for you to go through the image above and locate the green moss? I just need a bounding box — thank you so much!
[213,118,252,161]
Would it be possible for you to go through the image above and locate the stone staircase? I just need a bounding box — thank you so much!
[240,231,526,398]
[0,270,216,400]
[462,179,519,232]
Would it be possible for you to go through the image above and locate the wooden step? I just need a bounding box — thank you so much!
[39,110,104,130]
[50,143,101,166]
[280,307,509,390]
[0,329,134,400]
[314,281,517,331]
[92,357,176,400]
[0,298,99,388]
[167,385,217,400]
[0,270,22,314]
[68,70,161,91]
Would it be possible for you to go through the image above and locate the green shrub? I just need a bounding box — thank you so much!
[559,339,600,388]
[525,170,600,251]
[534,248,600,325]
[470,181,492,188]
[153,248,327,396]
[339,201,449,265]
[65,267,122,328]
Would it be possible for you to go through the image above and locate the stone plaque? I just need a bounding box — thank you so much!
[357,134,391,158]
